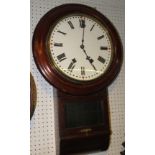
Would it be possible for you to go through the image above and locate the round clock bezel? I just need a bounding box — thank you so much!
[46,13,114,82]
[32,4,123,95]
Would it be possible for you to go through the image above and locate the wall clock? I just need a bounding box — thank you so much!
[32,3,123,154]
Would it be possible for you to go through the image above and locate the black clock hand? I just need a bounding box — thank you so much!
[81,28,84,47]
[81,47,97,70]
[84,50,97,71]
[88,59,97,71]
[80,18,96,70]
[80,17,85,48]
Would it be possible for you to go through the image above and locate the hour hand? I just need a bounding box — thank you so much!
[81,48,97,70]
[86,55,97,71]
[87,57,97,70]
[86,57,94,63]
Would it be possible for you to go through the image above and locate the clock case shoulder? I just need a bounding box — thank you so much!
[32,3,123,96]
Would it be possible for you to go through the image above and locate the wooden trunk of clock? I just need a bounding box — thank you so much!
[54,89,111,154]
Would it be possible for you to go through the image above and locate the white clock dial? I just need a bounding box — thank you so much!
[48,14,113,81]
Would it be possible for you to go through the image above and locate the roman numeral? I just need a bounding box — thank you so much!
[54,43,63,47]
[98,56,105,64]
[68,58,77,72]
[90,24,95,31]
[68,21,74,29]
[57,53,67,62]
[81,67,85,76]
[97,35,104,40]
[100,46,108,50]
[79,19,85,28]
[57,30,66,35]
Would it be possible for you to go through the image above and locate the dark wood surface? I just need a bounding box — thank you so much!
[32,3,123,95]
[60,134,110,154]
[30,73,37,119]
[54,88,111,154]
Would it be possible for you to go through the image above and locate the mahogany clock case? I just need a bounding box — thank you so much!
[55,88,111,154]
[32,3,123,96]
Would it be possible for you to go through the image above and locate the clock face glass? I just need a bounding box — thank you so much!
[47,14,113,82]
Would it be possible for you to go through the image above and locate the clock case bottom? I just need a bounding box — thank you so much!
[54,88,111,154]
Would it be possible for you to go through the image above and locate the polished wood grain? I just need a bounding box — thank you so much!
[54,88,111,154]
[30,73,37,119]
